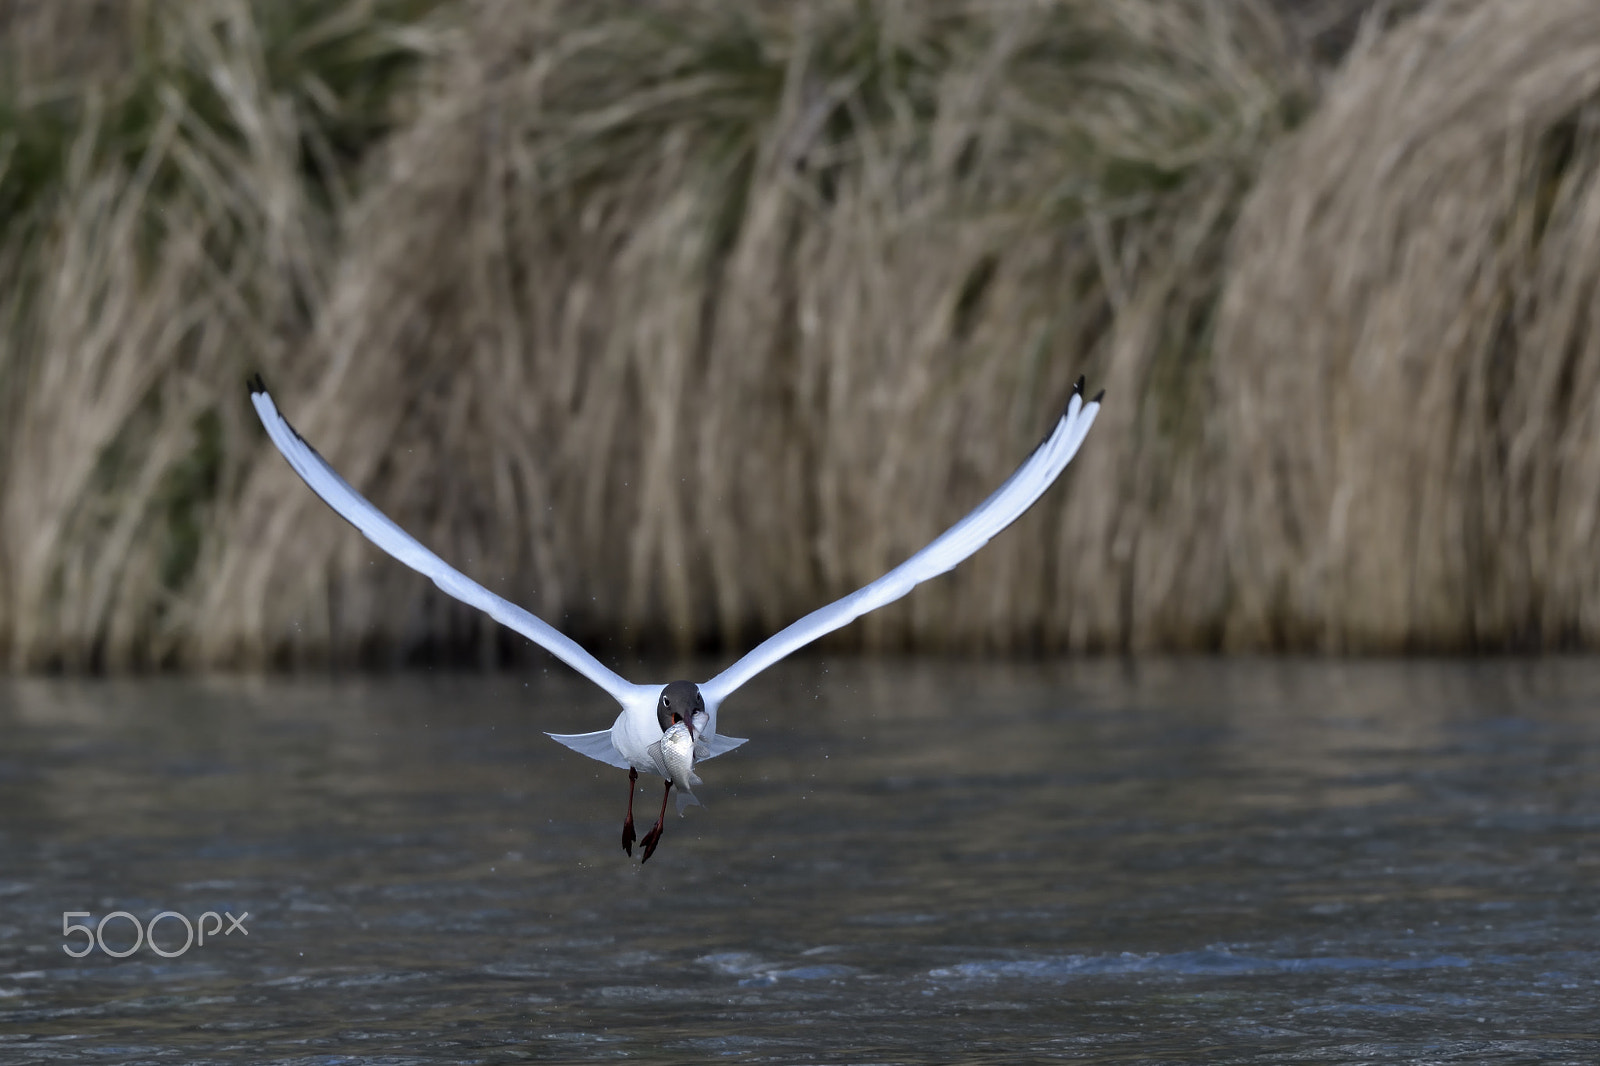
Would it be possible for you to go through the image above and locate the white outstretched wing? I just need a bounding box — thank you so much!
[546,730,633,770]
[700,381,1101,706]
[249,379,644,706]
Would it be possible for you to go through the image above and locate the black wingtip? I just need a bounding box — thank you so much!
[1059,376,1091,420]
[247,372,267,396]
[1091,389,1105,404]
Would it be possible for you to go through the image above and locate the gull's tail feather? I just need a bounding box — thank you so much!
[547,729,633,770]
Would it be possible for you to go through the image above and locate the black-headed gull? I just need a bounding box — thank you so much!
[248,375,1101,861]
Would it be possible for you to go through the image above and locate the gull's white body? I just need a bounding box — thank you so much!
[248,377,1101,789]
[558,687,735,776]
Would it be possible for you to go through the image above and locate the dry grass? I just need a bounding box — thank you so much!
[193,0,1308,667]
[1216,0,1600,650]
[0,0,444,669]
[7,0,1598,670]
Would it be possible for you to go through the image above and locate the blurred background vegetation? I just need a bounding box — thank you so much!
[1,0,1597,673]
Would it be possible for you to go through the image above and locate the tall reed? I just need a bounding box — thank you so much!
[195,0,1309,667]
[0,0,443,669]
[1216,0,1600,651]
[9,0,1597,670]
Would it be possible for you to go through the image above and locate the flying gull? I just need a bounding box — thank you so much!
[248,375,1102,861]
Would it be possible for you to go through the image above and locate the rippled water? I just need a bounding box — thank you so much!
[2,658,1598,1063]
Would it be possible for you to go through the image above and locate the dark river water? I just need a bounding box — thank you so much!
[1,658,1597,1063]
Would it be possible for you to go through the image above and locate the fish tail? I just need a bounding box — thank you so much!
[674,785,703,816]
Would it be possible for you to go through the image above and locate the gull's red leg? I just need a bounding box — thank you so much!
[620,768,638,855]
[638,780,674,863]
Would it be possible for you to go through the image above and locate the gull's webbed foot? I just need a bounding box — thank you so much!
[638,780,673,864]
[639,823,664,863]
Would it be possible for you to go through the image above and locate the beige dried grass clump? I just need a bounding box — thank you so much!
[0,0,444,669]
[1215,0,1600,651]
[29,0,1599,669]
[196,0,1308,667]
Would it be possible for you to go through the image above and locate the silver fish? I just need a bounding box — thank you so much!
[649,720,703,814]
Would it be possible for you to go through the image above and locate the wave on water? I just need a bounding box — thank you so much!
[929,949,1474,981]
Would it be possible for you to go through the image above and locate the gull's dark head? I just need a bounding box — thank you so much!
[657,680,704,738]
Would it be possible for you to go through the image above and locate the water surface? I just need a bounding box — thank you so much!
[1,658,1598,1063]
